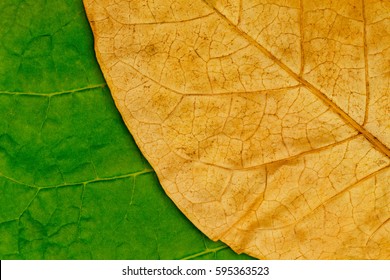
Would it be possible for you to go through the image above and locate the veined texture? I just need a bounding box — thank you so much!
[84,0,390,259]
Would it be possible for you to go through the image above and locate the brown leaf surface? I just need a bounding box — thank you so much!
[83,0,390,259]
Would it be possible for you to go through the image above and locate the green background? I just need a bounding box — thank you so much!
[0,0,253,259]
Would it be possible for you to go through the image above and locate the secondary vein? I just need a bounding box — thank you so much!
[202,0,390,158]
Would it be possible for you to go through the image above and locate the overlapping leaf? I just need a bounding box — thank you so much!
[84,0,390,259]
[0,0,252,260]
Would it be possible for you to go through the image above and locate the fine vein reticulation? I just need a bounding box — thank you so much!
[84,0,390,259]
[1,0,254,260]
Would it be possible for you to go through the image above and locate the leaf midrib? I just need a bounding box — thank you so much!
[202,0,390,159]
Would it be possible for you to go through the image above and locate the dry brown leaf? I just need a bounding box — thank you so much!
[83,0,390,259]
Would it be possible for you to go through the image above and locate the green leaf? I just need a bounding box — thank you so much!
[0,0,253,259]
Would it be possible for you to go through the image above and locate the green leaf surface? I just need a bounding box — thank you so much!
[0,0,253,260]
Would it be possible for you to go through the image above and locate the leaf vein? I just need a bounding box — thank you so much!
[0,84,107,97]
[201,0,390,158]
